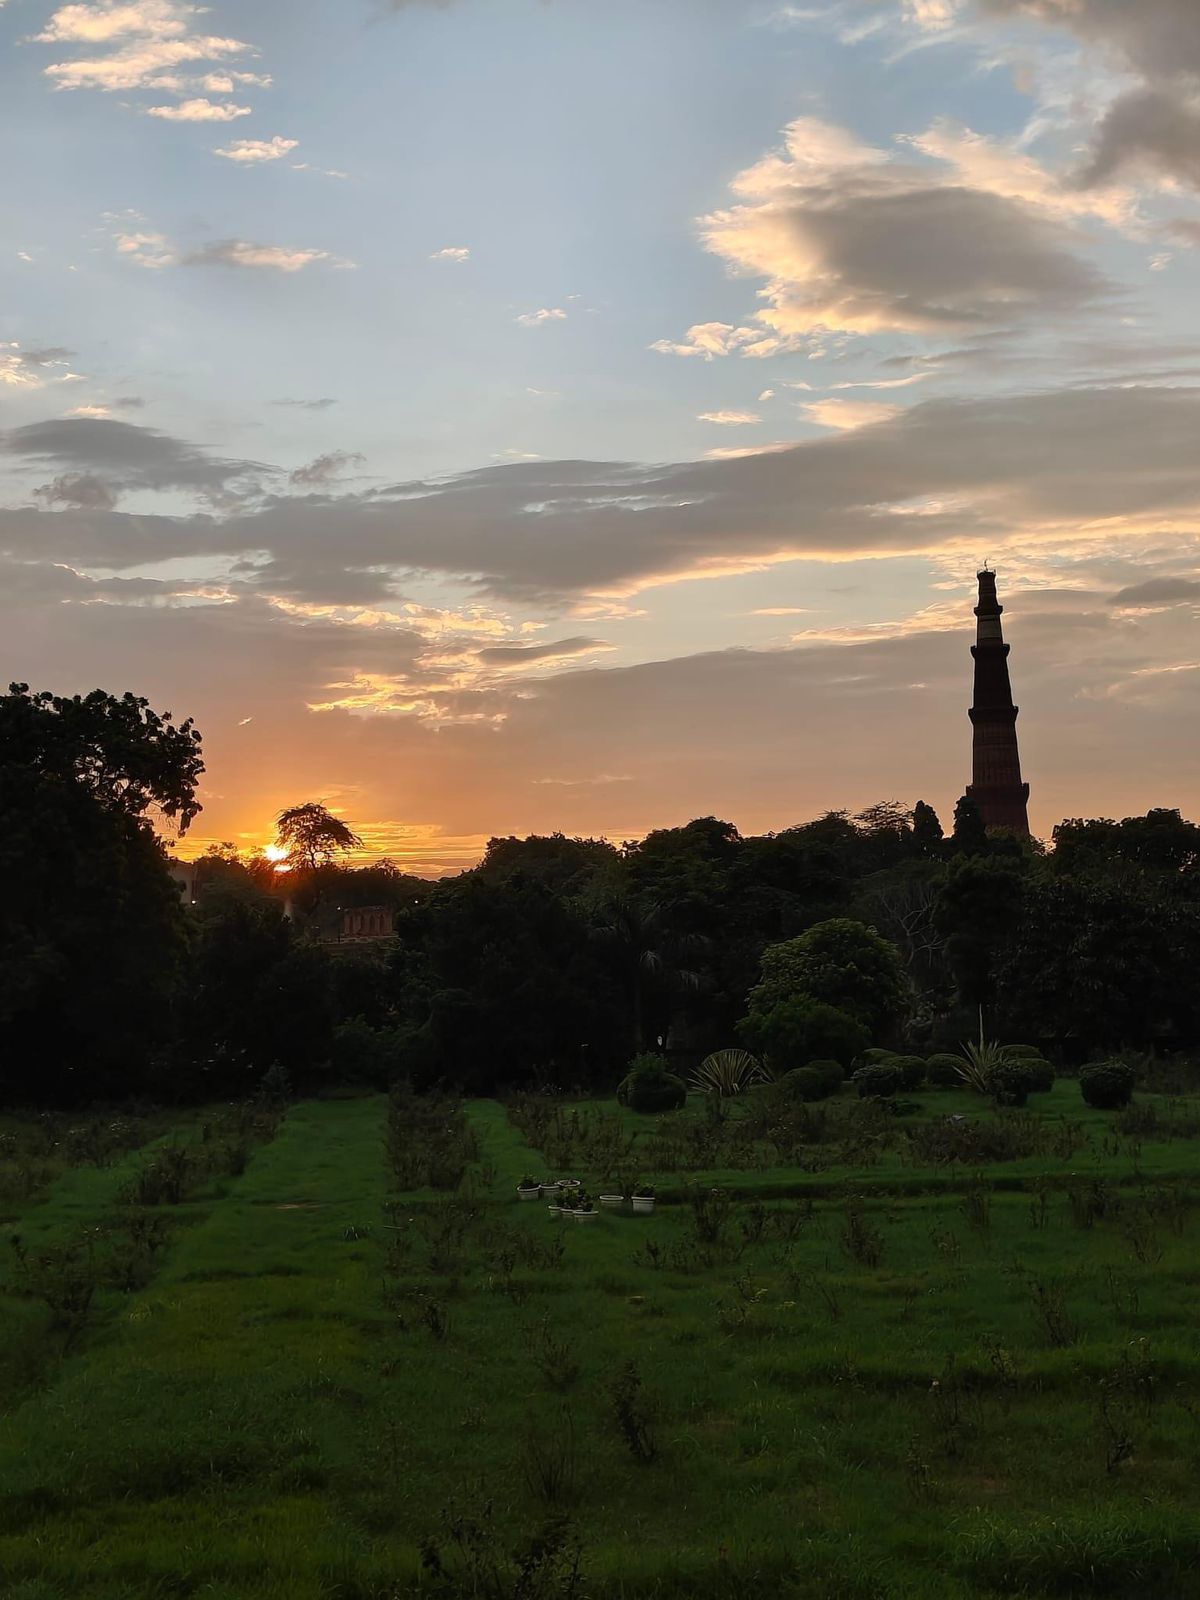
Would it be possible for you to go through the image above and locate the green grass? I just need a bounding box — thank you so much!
[2,1088,1200,1597]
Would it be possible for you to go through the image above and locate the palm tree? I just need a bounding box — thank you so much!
[587,893,708,1053]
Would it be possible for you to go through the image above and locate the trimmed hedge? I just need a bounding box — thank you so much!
[926,1053,964,1087]
[779,1066,825,1102]
[854,1047,898,1072]
[617,1056,688,1113]
[1080,1060,1135,1111]
[890,1055,927,1091]
[808,1059,845,1096]
[852,1062,903,1098]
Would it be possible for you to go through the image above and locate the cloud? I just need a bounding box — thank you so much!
[431,246,470,262]
[975,1,1200,195]
[289,451,366,487]
[978,0,1200,82]
[67,404,112,418]
[653,117,1114,356]
[44,36,253,93]
[7,385,1200,608]
[271,397,337,410]
[650,322,763,359]
[2,417,269,505]
[33,0,262,102]
[516,307,567,327]
[146,97,250,120]
[34,472,120,510]
[801,399,902,430]
[1078,88,1200,189]
[214,135,298,163]
[1110,577,1200,607]
[35,2,197,45]
[704,441,801,460]
[697,410,761,426]
[0,345,75,388]
[475,636,609,666]
[181,240,349,272]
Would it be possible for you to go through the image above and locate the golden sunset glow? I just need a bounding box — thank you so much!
[5,0,1200,862]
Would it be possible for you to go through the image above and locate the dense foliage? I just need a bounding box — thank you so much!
[5,680,1200,1107]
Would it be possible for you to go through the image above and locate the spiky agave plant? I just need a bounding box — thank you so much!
[690,1049,768,1097]
[956,1012,1014,1096]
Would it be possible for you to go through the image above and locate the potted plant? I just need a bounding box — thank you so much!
[541,1179,562,1197]
[572,1194,599,1224]
[632,1185,656,1215]
[517,1175,541,1201]
[558,1177,581,1195]
[599,1191,624,1208]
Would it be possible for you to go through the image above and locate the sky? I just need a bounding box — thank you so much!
[3,0,1200,871]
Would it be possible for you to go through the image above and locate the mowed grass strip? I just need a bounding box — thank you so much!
[0,1095,400,1600]
[0,1110,210,1408]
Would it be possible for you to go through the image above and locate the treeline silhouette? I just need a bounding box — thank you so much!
[4,683,1199,1107]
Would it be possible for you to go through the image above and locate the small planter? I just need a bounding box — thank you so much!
[599,1194,624,1208]
[559,1179,581,1194]
[547,1204,565,1217]
[541,1182,562,1197]
[631,1195,656,1215]
[517,1185,541,1202]
[572,1209,599,1225]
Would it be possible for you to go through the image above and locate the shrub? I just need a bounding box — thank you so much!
[852,1062,903,1098]
[1080,1061,1135,1111]
[853,1047,899,1071]
[988,1060,1036,1107]
[1025,1057,1056,1093]
[617,1056,688,1113]
[890,1055,927,1091]
[1005,1045,1044,1061]
[779,1066,825,1102]
[808,1059,845,1095]
[690,1049,766,1097]
[748,919,906,1033]
[739,998,869,1073]
[926,1053,964,1087]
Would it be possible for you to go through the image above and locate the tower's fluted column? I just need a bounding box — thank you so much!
[966,569,1030,835]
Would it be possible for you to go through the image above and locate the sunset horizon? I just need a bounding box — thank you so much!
[5,0,1199,859]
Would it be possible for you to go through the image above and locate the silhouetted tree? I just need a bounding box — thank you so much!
[952,795,989,855]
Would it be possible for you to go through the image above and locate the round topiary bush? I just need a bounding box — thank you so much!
[988,1059,1035,1107]
[853,1047,899,1072]
[1023,1056,1055,1093]
[617,1055,688,1113]
[1080,1060,1135,1111]
[779,1065,825,1102]
[890,1055,927,1091]
[808,1059,845,1096]
[852,1062,903,1098]
[926,1053,964,1088]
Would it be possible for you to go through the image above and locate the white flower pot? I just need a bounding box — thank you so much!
[541,1183,562,1196]
[547,1205,564,1217]
[517,1187,541,1201]
[573,1209,599,1224]
[599,1195,624,1208]
[632,1196,655,1214]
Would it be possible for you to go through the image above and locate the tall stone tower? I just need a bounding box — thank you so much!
[966,567,1030,835]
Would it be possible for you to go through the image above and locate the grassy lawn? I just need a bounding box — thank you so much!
[2,1086,1200,1596]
